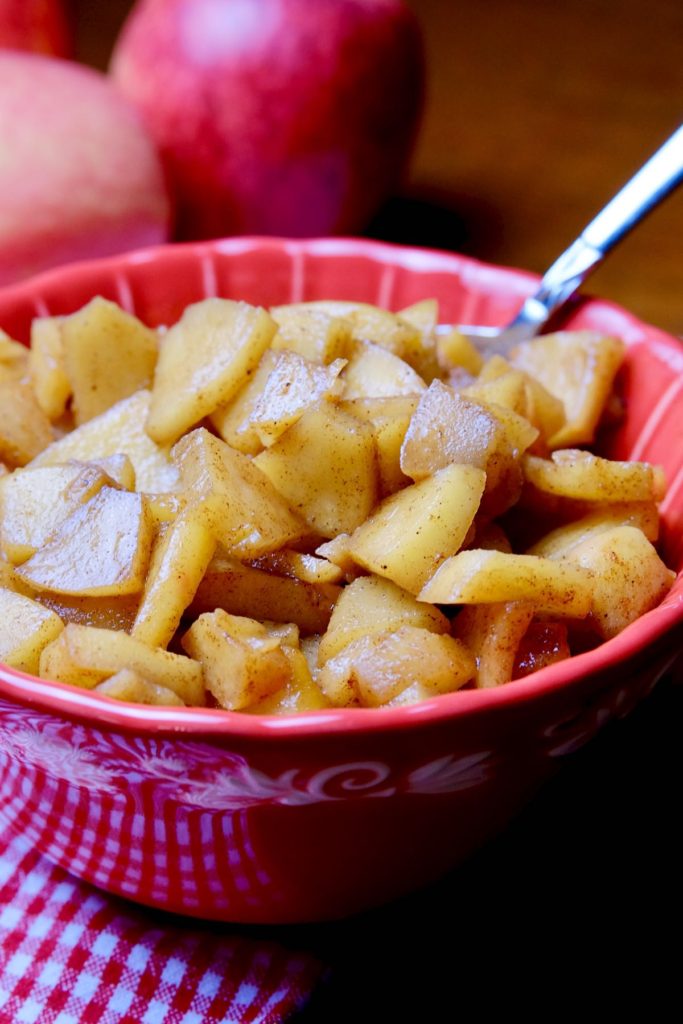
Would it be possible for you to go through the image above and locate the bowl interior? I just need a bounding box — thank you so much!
[0,236,681,734]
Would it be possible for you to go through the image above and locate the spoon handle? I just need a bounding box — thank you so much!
[510,124,683,332]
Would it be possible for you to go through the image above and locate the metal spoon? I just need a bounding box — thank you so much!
[452,123,683,355]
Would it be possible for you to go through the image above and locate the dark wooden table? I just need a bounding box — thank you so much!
[73,2,682,1018]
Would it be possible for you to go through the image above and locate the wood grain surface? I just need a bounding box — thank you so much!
[74,0,682,330]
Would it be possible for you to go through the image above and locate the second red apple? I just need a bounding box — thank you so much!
[110,0,424,239]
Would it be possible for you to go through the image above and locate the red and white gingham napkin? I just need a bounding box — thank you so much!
[0,829,322,1024]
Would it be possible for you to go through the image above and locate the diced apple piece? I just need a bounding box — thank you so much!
[249,352,346,446]
[254,401,378,538]
[172,428,307,556]
[40,623,205,704]
[472,355,566,446]
[400,379,499,481]
[0,587,64,674]
[189,557,340,636]
[0,330,28,377]
[182,610,290,710]
[144,491,186,524]
[397,298,438,334]
[245,646,331,714]
[270,305,352,364]
[341,341,426,399]
[132,508,217,649]
[453,602,535,688]
[299,301,422,364]
[346,463,486,595]
[400,380,536,488]
[564,525,675,638]
[29,390,179,492]
[61,297,158,425]
[28,316,71,421]
[342,396,418,496]
[523,450,665,503]
[0,379,53,468]
[510,331,625,447]
[436,327,484,376]
[527,504,660,558]
[17,487,154,596]
[319,626,475,707]
[462,368,527,416]
[94,669,186,706]
[318,574,449,665]
[419,549,594,618]
[0,463,112,563]
[147,298,276,444]
[210,350,278,455]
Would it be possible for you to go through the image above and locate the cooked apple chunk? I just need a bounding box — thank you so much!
[40,623,205,704]
[254,401,378,538]
[562,525,675,638]
[61,297,158,425]
[248,351,346,446]
[245,646,330,714]
[0,379,53,468]
[453,602,535,688]
[172,427,307,557]
[270,305,352,364]
[28,316,71,421]
[94,670,186,707]
[17,487,154,596]
[400,380,536,481]
[319,626,475,707]
[510,331,624,447]
[190,557,340,636]
[523,450,665,503]
[30,390,178,493]
[341,341,426,399]
[132,507,217,649]
[346,463,486,595]
[419,549,594,618]
[147,298,276,444]
[182,610,291,710]
[0,587,64,675]
[318,574,449,665]
[0,462,113,564]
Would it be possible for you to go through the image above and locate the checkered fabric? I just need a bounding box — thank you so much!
[0,830,322,1024]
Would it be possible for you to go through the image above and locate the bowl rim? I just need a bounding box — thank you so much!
[0,235,681,741]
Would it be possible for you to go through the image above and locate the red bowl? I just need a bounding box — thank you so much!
[0,237,681,923]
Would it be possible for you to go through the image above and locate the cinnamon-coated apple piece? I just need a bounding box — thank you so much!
[0,587,64,675]
[147,299,276,445]
[16,487,154,597]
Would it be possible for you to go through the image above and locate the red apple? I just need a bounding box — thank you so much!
[110,0,424,239]
[0,0,71,57]
[0,52,171,286]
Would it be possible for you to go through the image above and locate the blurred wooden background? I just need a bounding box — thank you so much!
[73,0,682,334]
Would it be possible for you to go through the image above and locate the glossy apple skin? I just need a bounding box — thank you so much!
[0,53,171,287]
[110,0,424,238]
[0,0,71,56]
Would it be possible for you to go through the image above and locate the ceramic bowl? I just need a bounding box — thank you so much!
[0,237,681,923]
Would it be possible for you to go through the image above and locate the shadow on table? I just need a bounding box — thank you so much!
[278,675,682,1021]
[365,187,505,258]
